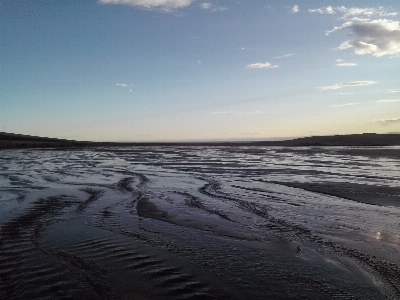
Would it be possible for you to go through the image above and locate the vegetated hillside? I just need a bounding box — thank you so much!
[1,132,399,149]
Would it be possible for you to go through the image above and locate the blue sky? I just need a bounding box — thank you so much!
[1,0,399,141]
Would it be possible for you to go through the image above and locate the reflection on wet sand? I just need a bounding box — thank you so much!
[0,146,399,299]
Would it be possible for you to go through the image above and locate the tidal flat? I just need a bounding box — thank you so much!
[1,146,399,299]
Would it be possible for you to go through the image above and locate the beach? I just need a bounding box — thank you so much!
[1,146,399,299]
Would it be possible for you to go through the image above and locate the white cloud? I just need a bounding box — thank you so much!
[98,0,192,10]
[330,19,400,57]
[199,3,227,12]
[373,99,400,103]
[334,59,357,66]
[212,7,227,12]
[245,62,278,69]
[336,6,398,18]
[273,53,294,59]
[200,2,211,10]
[241,47,261,51]
[239,131,263,135]
[211,111,262,115]
[387,89,400,93]
[116,83,134,91]
[309,6,397,18]
[315,7,400,57]
[291,5,299,14]
[317,80,377,90]
[330,102,358,108]
[367,118,400,126]
[309,6,335,14]
[335,62,357,67]
[309,130,324,134]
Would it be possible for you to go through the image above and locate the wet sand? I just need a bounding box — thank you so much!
[267,182,400,207]
[1,146,399,299]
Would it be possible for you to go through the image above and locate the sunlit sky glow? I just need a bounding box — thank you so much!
[1,0,399,141]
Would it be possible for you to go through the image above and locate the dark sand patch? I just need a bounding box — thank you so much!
[272,181,400,207]
[137,197,170,220]
[77,188,104,212]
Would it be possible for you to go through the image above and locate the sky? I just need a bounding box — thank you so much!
[1,0,400,141]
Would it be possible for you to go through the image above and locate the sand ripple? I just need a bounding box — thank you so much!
[1,146,399,299]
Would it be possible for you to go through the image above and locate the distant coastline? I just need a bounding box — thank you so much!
[1,132,400,149]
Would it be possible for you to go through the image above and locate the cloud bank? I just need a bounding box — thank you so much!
[317,80,376,90]
[98,0,192,9]
[245,62,278,69]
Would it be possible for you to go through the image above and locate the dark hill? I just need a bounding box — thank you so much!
[254,133,400,147]
[0,132,93,149]
[1,132,399,149]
